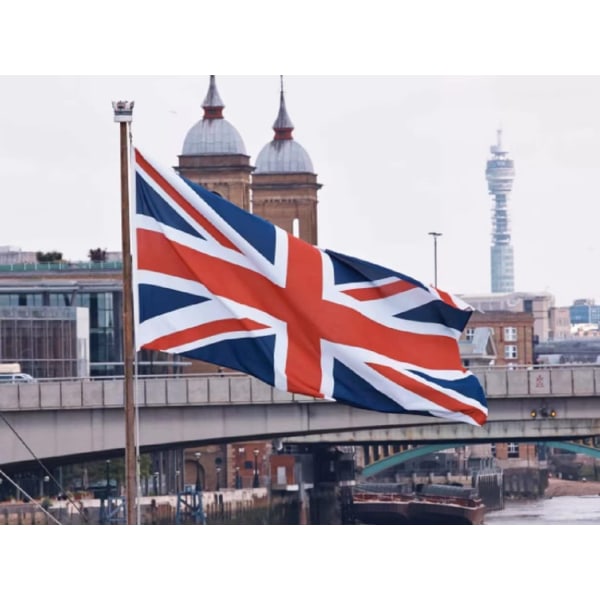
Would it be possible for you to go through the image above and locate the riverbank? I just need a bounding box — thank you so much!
[544,478,600,498]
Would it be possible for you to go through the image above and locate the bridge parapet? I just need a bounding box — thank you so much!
[472,366,600,398]
[2,367,600,413]
[0,374,322,412]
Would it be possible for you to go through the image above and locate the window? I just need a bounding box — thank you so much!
[504,345,517,359]
[504,327,517,341]
[507,442,519,458]
[465,328,475,342]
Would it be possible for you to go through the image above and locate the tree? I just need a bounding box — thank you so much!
[88,248,107,262]
[36,251,63,263]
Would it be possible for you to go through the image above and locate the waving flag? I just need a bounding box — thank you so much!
[133,148,487,426]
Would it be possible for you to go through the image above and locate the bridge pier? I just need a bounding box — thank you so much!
[272,445,356,524]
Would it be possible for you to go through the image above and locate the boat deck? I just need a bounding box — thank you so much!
[351,485,486,525]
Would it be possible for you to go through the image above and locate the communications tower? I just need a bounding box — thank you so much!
[485,129,516,293]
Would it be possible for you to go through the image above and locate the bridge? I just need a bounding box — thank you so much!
[359,440,600,478]
[2,366,600,466]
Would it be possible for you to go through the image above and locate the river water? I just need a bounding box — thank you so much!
[484,494,600,524]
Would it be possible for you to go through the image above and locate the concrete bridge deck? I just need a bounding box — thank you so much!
[1,366,600,466]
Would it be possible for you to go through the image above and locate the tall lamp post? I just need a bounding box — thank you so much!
[105,459,111,499]
[252,449,260,488]
[194,452,202,492]
[236,447,245,488]
[428,232,442,287]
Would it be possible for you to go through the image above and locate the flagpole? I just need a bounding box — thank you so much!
[113,100,137,525]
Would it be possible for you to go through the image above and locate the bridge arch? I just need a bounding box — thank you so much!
[360,441,600,478]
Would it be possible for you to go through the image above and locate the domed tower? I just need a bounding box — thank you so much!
[251,77,322,245]
[485,129,516,293]
[176,76,253,210]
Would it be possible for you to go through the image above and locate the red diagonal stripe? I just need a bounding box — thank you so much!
[435,288,459,308]
[136,149,240,252]
[369,363,486,425]
[144,318,270,351]
[343,279,418,301]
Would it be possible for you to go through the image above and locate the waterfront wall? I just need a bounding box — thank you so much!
[503,467,549,499]
[0,489,274,525]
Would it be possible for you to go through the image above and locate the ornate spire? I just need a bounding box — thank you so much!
[273,75,294,140]
[202,75,224,120]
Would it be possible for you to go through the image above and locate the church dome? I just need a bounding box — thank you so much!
[181,76,247,156]
[254,80,314,174]
[255,140,314,173]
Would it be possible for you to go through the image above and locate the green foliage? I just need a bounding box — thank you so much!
[36,251,63,263]
[88,247,107,262]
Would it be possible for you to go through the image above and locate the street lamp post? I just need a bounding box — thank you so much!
[105,459,111,499]
[235,467,242,489]
[175,470,181,494]
[216,467,221,491]
[253,449,260,488]
[194,452,202,492]
[428,232,442,287]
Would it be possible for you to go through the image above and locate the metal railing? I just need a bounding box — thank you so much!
[0,261,122,273]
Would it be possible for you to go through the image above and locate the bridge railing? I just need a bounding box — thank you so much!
[0,373,324,412]
[470,365,600,398]
[2,366,600,412]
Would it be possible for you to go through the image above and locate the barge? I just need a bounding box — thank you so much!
[352,483,486,525]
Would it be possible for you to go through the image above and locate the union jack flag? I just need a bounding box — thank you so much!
[133,148,487,426]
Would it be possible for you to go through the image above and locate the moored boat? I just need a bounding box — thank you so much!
[407,483,485,525]
[351,483,485,525]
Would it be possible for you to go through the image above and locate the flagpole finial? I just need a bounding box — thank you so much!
[113,100,135,123]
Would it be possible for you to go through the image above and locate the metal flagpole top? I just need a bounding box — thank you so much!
[112,100,135,123]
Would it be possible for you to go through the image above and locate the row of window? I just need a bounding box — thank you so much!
[466,326,518,342]
[465,326,519,358]
[0,292,114,310]
[491,442,520,458]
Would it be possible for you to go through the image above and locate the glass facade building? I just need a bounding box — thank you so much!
[569,300,600,326]
[0,306,88,378]
[0,263,185,377]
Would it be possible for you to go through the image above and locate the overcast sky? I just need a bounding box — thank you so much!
[2,3,600,310]
[2,74,599,308]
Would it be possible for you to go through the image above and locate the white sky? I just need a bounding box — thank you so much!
[1,3,600,310]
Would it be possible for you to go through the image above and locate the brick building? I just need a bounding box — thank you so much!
[463,309,535,367]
